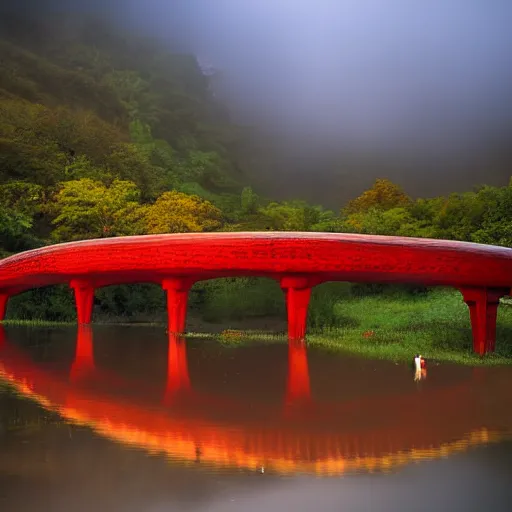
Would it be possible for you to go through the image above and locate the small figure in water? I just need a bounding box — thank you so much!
[413,354,427,381]
[413,354,426,370]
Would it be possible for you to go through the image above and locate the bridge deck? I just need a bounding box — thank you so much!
[1,232,511,290]
[1,233,511,354]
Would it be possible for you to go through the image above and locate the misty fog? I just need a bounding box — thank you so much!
[4,0,512,204]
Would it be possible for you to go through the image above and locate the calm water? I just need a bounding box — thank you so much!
[1,325,512,512]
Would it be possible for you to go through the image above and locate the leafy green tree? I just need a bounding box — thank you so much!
[51,179,147,241]
[129,119,181,189]
[344,178,411,214]
[0,100,67,185]
[145,190,223,234]
[0,181,46,253]
[129,118,154,146]
[105,143,164,200]
[0,210,32,246]
[64,154,109,182]
[0,100,125,186]
[260,200,335,231]
[240,186,260,214]
[182,150,225,184]
[470,185,512,247]
[53,108,125,163]
[409,197,445,227]
[0,181,44,217]
[0,208,43,255]
[432,192,486,241]
[343,207,434,237]
[308,207,339,232]
[178,182,241,222]
[103,70,159,124]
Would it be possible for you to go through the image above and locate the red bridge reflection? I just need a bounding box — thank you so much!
[0,325,511,476]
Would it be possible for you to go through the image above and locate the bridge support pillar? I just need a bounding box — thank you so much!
[0,292,8,322]
[460,287,508,355]
[162,278,194,334]
[280,276,313,341]
[70,280,95,324]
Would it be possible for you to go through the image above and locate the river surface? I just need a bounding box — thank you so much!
[1,325,512,511]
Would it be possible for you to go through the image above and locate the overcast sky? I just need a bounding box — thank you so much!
[115,0,512,157]
[5,0,512,201]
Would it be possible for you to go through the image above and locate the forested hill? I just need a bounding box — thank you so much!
[0,10,247,190]
[0,11,265,254]
[0,10,511,262]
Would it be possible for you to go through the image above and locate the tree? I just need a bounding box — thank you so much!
[182,150,224,184]
[0,100,67,185]
[145,190,223,234]
[343,207,435,238]
[470,185,512,247]
[432,192,486,241]
[129,119,181,189]
[64,154,109,182]
[0,99,125,186]
[103,70,159,124]
[0,181,46,253]
[104,142,163,200]
[0,181,44,217]
[51,179,147,241]
[240,186,259,214]
[344,178,411,214]
[259,200,335,231]
[0,209,33,254]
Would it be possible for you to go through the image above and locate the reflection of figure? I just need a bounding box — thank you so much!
[195,444,202,463]
[414,367,427,382]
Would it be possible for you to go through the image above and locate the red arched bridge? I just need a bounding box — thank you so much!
[0,232,511,355]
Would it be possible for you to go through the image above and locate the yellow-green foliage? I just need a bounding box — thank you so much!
[344,178,412,214]
[145,190,223,234]
[51,179,147,241]
[0,99,126,185]
[259,200,337,231]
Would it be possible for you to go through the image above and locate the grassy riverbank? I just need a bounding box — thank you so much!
[2,287,512,366]
[312,289,512,365]
[187,289,512,366]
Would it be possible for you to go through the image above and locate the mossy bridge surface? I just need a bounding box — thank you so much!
[0,232,511,355]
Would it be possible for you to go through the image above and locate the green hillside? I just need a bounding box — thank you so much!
[0,11,511,338]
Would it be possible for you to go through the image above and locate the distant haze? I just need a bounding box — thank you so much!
[8,1,512,205]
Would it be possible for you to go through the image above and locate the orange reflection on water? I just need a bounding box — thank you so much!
[0,325,511,476]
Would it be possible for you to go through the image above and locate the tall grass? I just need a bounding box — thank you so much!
[308,288,512,364]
